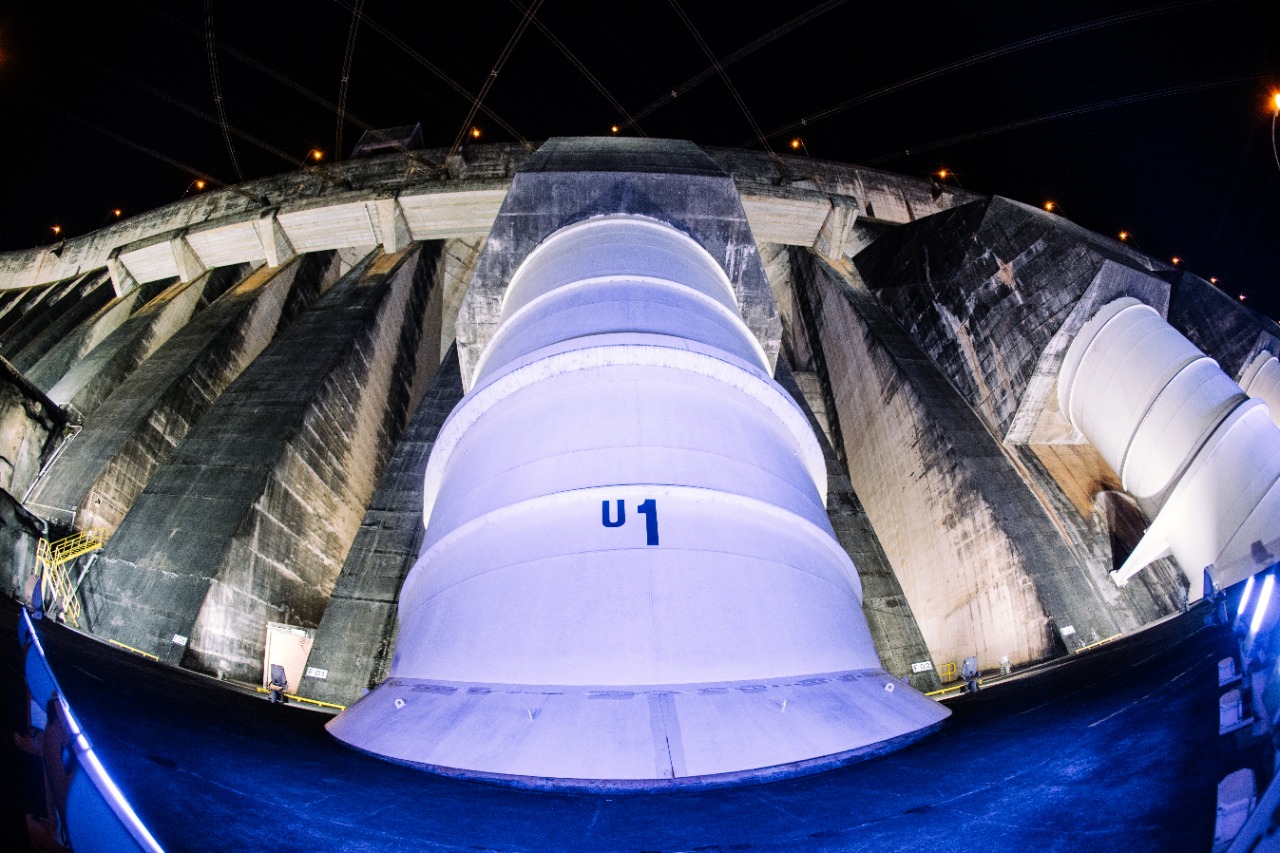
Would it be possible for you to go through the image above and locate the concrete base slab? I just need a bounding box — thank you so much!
[327,668,948,791]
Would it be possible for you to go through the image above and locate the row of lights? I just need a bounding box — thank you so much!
[44,141,357,243]
[929,177,1246,304]
[1045,207,1241,300]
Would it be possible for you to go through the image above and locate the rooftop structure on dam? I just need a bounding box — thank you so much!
[2,136,1280,846]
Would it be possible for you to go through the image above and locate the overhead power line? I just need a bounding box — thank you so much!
[449,0,545,160]
[335,0,367,161]
[666,0,778,163]
[510,0,646,137]
[753,0,1229,146]
[329,0,534,151]
[624,0,847,132]
[860,73,1270,165]
[204,0,243,181]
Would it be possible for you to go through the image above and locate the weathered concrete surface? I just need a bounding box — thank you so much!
[439,238,484,358]
[0,487,43,599]
[26,253,336,536]
[806,254,1107,669]
[83,243,442,683]
[854,197,1170,440]
[1,273,114,367]
[707,149,981,269]
[1166,269,1280,381]
[762,240,939,688]
[0,145,530,293]
[23,279,172,394]
[47,266,247,418]
[454,137,782,386]
[298,347,464,705]
[850,201,1192,633]
[774,356,941,692]
[0,356,66,497]
[0,143,968,304]
[0,279,75,341]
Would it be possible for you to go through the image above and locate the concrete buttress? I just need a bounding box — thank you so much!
[83,244,443,681]
[298,345,464,705]
[806,255,1075,667]
[25,253,337,535]
[47,265,247,418]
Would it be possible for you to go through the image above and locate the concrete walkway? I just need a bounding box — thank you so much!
[1,599,1233,852]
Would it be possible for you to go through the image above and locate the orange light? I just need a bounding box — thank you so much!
[790,138,802,150]
[611,125,620,134]
[51,225,61,235]
[937,169,949,179]
[1171,256,1181,265]
[470,127,482,139]
[112,208,122,217]
[1118,231,1129,241]
[310,148,324,162]
[1273,92,1280,111]
[1044,201,1056,212]
[1240,294,1248,302]
[195,179,206,190]
[1210,277,1219,284]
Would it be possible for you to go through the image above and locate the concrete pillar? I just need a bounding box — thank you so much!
[23,279,169,394]
[1,273,113,366]
[252,210,298,269]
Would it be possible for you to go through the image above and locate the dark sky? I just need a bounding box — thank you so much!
[1,1,1277,313]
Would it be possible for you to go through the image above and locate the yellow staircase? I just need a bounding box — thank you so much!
[34,529,105,627]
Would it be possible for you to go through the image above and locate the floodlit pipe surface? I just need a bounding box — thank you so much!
[1058,298,1280,596]
[329,215,947,788]
[1240,352,1280,429]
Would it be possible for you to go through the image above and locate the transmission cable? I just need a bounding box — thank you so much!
[509,0,646,136]
[624,0,847,132]
[204,0,243,181]
[860,73,1270,165]
[85,60,349,186]
[448,0,545,160]
[753,0,1229,146]
[329,0,534,151]
[666,0,778,163]
[335,0,366,161]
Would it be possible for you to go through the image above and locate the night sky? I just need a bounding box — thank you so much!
[0,1,1276,313]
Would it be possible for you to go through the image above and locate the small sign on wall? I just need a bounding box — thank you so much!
[172,634,188,646]
[910,661,934,674]
[305,666,328,680]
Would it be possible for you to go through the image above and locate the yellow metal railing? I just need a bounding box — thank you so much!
[107,639,160,661]
[937,661,957,682]
[253,686,346,711]
[33,529,106,628]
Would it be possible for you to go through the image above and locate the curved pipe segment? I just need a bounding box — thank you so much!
[1241,352,1280,429]
[330,214,947,788]
[1058,298,1280,597]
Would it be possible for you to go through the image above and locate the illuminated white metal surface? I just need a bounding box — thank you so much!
[1059,298,1280,597]
[330,215,947,787]
[1240,352,1280,429]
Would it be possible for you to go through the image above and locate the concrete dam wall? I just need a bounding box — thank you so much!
[3,137,1256,709]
